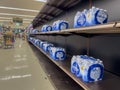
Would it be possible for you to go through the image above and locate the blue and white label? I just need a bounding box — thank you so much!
[56,51,64,60]
[96,10,108,24]
[47,26,52,31]
[90,67,101,81]
[60,23,67,30]
[77,15,86,26]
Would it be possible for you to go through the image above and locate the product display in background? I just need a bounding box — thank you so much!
[52,20,69,31]
[0,34,3,48]
[74,6,108,28]
[41,25,52,32]
[71,55,104,82]
[0,40,2,48]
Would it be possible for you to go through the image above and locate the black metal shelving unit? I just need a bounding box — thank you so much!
[28,0,120,89]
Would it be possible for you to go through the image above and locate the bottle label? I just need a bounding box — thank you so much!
[90,67,101,80]
[77,14,86,26]
[56,51,64,60]
[60,23,67,30]
[96,10,108,24]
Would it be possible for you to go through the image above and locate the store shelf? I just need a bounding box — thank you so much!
[30,22,120,35]
[29,41,120,90]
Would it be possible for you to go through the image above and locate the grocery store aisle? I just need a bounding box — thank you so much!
[0,39,56,90]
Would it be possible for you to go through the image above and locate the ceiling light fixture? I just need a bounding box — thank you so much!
[23,21,31,24]
[0,6,39,12]
[23,19,33,21]
[0,17,33,21]
[0,13,35,18]
[0,17,11,19]
[34,0,47,3]
[0,19,12,21]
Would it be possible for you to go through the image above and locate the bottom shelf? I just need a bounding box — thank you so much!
[29,41,120,90]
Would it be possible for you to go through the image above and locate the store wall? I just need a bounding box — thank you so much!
[37,0,120,76]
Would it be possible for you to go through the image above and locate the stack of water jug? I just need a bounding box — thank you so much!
[71,55,104,82]
[74,6,108,28]
[29,37,66,61]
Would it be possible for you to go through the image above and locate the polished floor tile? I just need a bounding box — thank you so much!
[0,39,55,90]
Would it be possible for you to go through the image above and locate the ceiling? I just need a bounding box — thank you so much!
[0,0,45,28]
[32,0,81,28]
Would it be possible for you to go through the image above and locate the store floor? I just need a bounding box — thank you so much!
[0,39,55,90]
[0,39,83,90]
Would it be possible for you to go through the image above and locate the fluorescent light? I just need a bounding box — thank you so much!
[0,13,35,18]
[23,19,33,21]
[23,21,31,24]
[23,21,31,23]
[0,17,33,21]
[0,20,11,21]
[0,17,11,19]
[34,0,47,2]
[0,6,39,12]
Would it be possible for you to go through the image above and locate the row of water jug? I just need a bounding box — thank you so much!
[40,6,108,32]
[29,37,66,60]
[29,37,104,83]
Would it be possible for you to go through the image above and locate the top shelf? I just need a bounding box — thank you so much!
[31,22,120,35]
